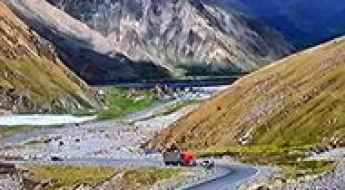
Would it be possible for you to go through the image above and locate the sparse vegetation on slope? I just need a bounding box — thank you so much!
[0,57,94,113]
[26,165,182,190]
[282,161,335,180]
[150,36,345,158]
[26,165,117,190]
[0,2,96,113]
[119,168,181,189]
[0,126,36,141]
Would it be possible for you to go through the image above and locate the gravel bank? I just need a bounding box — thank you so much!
[0,86,228,162]
[239,165,281,190]
[153,167,218,190]
[274,161,345,190]
[0,104,196,161]
[0,174,23,190]
[269,148,345,190]
[307,148,345,161]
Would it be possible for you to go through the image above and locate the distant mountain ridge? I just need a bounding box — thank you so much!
[22,0,293,78]
[205,0,345,48]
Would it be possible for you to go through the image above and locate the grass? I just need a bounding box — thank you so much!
[0,126,36,140]
[253,68,345,147]
[0,57,94,113]
[0,125,64,142]
[120,168,182,188]
[97,87,157,120]
[176,62,244,76]
[28,165,117,190]
[0,2,96,113]
[281,160,335,180]
[27,165,181,190]
[0,4,92,111]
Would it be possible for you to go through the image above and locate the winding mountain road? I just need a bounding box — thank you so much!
[0,85,260,189]
[185,164,258,190]
[9,158,259,190]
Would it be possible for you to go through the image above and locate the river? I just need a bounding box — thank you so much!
[0,115,96,126]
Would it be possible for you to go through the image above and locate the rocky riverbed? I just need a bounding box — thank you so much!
[0,86,231,189]
[274,161,345,190]
[241,148,345,190]
[0,175,22,190]
[0,86,229,161]
[0,103,195,162]
[271,149,345,190]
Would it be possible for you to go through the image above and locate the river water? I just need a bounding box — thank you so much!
[0,115,97,126]
[0,85,231,127]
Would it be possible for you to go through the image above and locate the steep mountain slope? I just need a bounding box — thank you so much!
[0,1,97,114]
[44,0,293,76]
[206,0,345,48]
[7,0,169,84]
[150,36,345,150]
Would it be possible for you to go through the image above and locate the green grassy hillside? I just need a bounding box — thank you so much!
[0,2,96,113]
[150,36,345,155]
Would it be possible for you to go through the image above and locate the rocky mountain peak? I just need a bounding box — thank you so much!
[45,0,293,76]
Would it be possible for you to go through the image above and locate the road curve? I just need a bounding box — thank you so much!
[9,157,258,190]
[10,158,163,169]
[185,164,258,190]
[10,158,258,190]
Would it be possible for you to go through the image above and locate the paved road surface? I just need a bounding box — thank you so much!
[185,164,257,190]
[10,157,163,169]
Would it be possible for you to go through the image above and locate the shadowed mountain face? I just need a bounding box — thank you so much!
[149,36,345,150]
[43,0,293,76]
[206,0,345,48]
[7,0,170,84]
[0,1,97,114]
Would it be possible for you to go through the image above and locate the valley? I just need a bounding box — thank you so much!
[0,85,250,190]
[1,0,345,189]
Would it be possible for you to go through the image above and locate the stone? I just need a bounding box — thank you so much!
[50,156,64,162]
[256,185,271,190]
[59,141,64,146]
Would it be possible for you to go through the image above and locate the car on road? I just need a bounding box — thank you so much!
[200,160,215,170]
